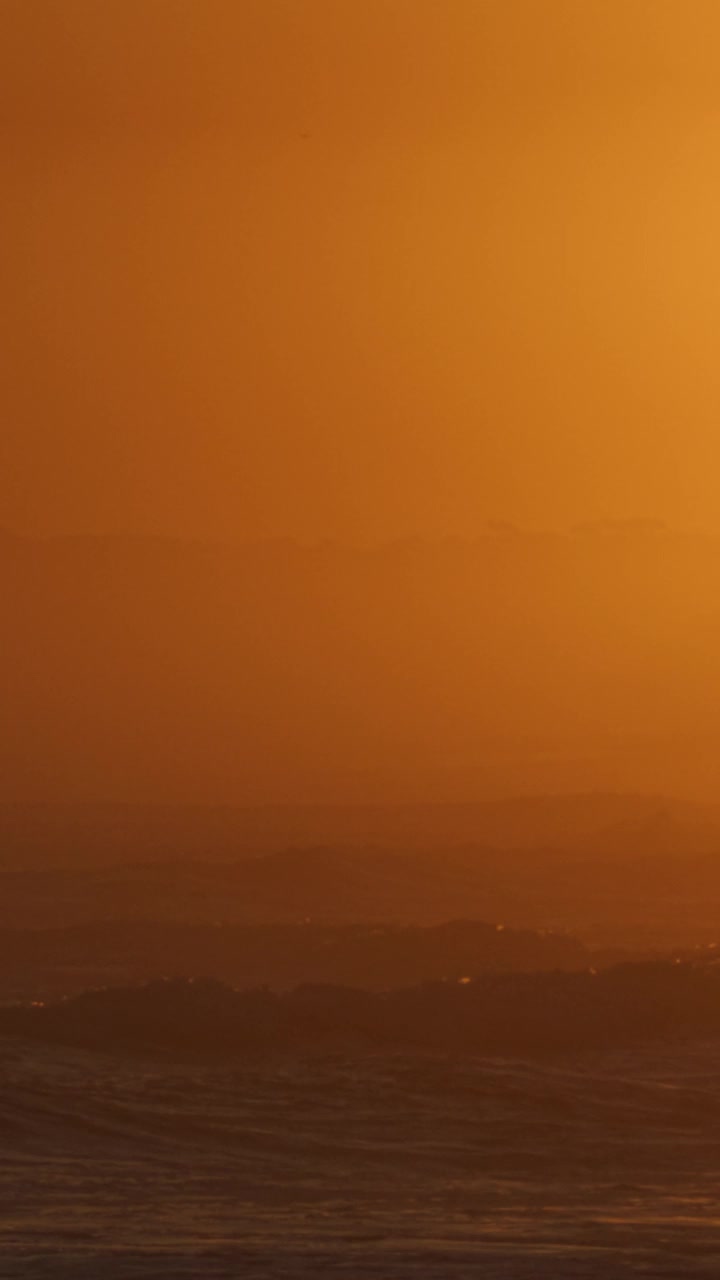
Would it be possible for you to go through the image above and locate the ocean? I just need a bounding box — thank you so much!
[3,1034,720,1277]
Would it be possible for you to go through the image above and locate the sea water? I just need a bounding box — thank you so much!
[2,1036,720,1277]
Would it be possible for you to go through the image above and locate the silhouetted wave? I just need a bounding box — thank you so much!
[5,960,720,1056]
[0,918,589,1003]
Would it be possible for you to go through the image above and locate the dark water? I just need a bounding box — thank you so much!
[1,1034,717,1274]
[2,1037,720,1277]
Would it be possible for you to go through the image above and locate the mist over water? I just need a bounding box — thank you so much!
[6,531,720,806]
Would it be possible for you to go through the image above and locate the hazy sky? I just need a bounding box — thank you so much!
[3,0,720,542]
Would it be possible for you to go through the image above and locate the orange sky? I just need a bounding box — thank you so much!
[4,0,720,543]
[5,3,720,807]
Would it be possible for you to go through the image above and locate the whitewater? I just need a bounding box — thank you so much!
[2,1036,720,1277]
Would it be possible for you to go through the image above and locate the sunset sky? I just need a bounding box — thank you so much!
[4,0,720,544]
[4,2,720,807]
[6,15,720,1278]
